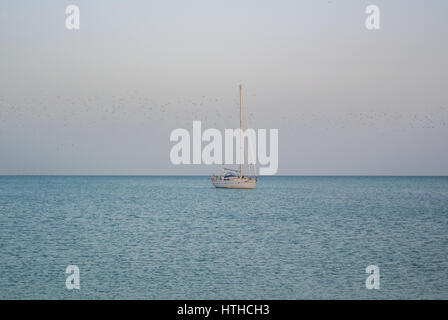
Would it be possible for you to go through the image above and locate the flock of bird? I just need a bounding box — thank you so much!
[0,93,447,132]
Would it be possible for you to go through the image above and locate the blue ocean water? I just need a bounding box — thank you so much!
[0,176,447,299]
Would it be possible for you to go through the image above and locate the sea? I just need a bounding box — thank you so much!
[0,176,447,299]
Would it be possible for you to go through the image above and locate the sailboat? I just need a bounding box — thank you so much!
[211,85,258,189]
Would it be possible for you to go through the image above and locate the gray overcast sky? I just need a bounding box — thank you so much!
[0,0,447,175]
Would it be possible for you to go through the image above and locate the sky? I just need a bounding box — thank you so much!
[0,0,447,175]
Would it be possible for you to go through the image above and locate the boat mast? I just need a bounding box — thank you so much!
[239,84,243,178]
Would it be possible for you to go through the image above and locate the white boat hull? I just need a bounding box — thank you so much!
[212,179,256,189]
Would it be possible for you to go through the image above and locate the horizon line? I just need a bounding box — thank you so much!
[1,174,447,177]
